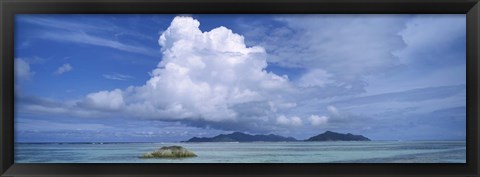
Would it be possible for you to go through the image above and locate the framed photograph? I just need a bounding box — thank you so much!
[1,0,479,176]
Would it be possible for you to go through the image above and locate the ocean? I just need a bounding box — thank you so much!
[15,141,465,163]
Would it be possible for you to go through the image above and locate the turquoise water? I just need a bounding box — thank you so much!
[15,141,465,163]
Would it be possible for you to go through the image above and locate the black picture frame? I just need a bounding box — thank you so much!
[1,0,479,176]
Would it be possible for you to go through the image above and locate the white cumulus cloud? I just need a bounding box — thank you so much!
[82,89,124,111]
[276,115,303,127]
[79,16,295,128]
[308,115,328,126]
[15,58,34,80]
[327,105,340,117]
[55,63,73,75]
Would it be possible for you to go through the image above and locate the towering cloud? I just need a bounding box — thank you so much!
[79,16,298,130]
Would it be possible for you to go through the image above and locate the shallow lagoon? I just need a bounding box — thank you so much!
[15,141,465,163]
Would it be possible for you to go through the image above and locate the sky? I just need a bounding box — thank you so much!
[14,14,466,142]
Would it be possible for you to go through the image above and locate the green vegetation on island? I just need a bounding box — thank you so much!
[140,146,197,159]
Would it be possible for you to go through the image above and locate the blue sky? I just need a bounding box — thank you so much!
[14,14,466,142]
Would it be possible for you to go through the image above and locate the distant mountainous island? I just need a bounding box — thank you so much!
[306,131,370,141]
[183,131,370,142]
[184,132,297,142]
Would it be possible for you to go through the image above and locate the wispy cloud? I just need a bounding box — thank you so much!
[20,16,104,32]
[20,16,159,57]
[43,32,159,57]
[103,73,134,81]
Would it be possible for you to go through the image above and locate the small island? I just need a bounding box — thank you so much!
[140,146,197,159]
